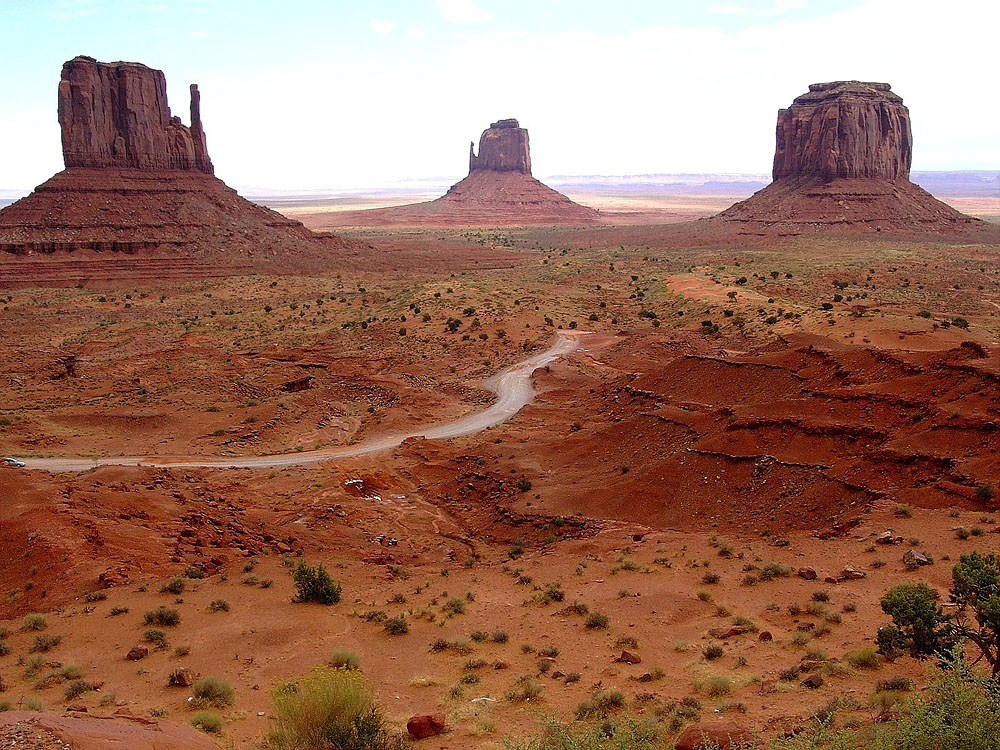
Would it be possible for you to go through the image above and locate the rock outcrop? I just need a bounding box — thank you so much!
[704,81,982,238]
[59,56,213,174]
[772,81,911,181]
[0,56,365,284]
[469,118,531,174]
[325,118,600,227]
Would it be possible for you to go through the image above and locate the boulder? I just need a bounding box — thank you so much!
[617,650,641,664]
[167,668,195,688]
[407,713,446,740]
[876,530,902,545]
[904,550,932,567]
[674,722,753,750]
[758,631,773,642]
[125,645,148,661]
[797,567,817,580]
[838,566,867,582]
[802,674,825,689]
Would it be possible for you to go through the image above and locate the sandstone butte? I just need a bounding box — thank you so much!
[708,81,984,235]
[322,118,602,227]
[0,55,363,285]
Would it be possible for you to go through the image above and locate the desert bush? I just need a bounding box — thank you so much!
[507,675,543,703]
[144,628,168,649]
[292,562,342,605]
[144,607,181,626]
[261,667,406,750]
[160,577,186,595]
[191,710,223,735]
[22,614,47,631]
[329,650,360,670]
[64,679,94,701]
[209,599,230,613]
[703,643,724,661]
[383,615,408,635]
[191,676,235,708]
[30,634,62,653]
[584,612,609,630]
[491,630,509,644]
[845,647,881,670]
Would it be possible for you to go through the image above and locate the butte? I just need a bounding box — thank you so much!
[681,81,994,242]
[326,119,602,227]
[0,56,363,286]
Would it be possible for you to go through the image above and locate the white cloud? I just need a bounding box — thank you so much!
[190,30,206,38]
[436,0,492,24]
[46,0,98,19]
[709,0,806,16]
[370,19,395,34]
[406,26,426,39]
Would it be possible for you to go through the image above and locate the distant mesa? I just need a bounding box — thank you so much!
[0,56,361,286]
[711,81,982,235]
[321,118,602,227]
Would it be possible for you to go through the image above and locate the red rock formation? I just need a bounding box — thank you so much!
[702,81,983,238]
[0,56,367,283]
[469,118,531,174]
[325,118,600,227]
[772,81,911,180]
[59,56,213,173]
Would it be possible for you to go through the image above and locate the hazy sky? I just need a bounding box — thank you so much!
[1,0,998,190]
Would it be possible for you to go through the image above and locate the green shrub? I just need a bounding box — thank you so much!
[504,716,661,750]
[64,679,94,701]
[584,612,609,630]
[261,667,406,750]
[144,628,168,649]
[384,615,408,635]
[30,634,62,653]
[292,562,342,605]
[209,599,230,613]
[144,607,181,626]
[846,647,881,670]
[329,650,360,670]
[191,676,235,708]
[191,710,224,735]
[160,577,186,595]
[23,614,47,631]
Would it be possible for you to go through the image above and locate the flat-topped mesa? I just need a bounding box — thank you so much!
[468,118,531,175]
[58,55,213,174]
[772,81,911,181]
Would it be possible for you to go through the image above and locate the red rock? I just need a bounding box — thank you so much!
[838,567,867,581]
[0,711,219,750]
[125,645,148,661]
[758,631,773,642]
[617,650,641,664]
[167,668,195,687]
[876,530,901,545]
[772,81,910,180]
[407,713,446,740]
[709,625,749,639]
[59,56,213,173]
[674,722,753,750]
[802,674,825,689]
[469,119,531,174]
[904,549,932,567]
[797,567,817,580]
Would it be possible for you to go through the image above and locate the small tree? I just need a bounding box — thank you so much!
[292,562,342,605]
[878,553,1000,675]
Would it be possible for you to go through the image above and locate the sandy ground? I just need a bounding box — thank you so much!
[1,224,999,748]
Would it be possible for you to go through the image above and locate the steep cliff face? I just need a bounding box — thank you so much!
[772,81,911,181]
[58,56,213,173]
[469,119,531,175]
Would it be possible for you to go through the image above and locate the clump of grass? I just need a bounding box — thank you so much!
[758,562,794,581]
[22,614,47,631]
[442,597,466,616]
[64,679,94,701]
[160,577,186,595]
[845,648,881,670]
[144,607,181,626]
[191,677,235,708]
[329,650,360,670]
[144,628,168,649]
[506,675,543,703]
[384,615,408,635]
[703,643,724,661]
[575,689,627,719]
[30,634,62,653]
[191,710,223,735]
[584,612,609,630]
[209,599,230,613]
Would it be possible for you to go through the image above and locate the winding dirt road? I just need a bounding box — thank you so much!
[17,331,583,473]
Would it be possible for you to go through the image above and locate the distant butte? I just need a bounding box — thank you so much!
[322,119,602,227]
[0,56,364,286]
[711,81,983,235]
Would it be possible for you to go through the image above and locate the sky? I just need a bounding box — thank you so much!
[1,0,998,190]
